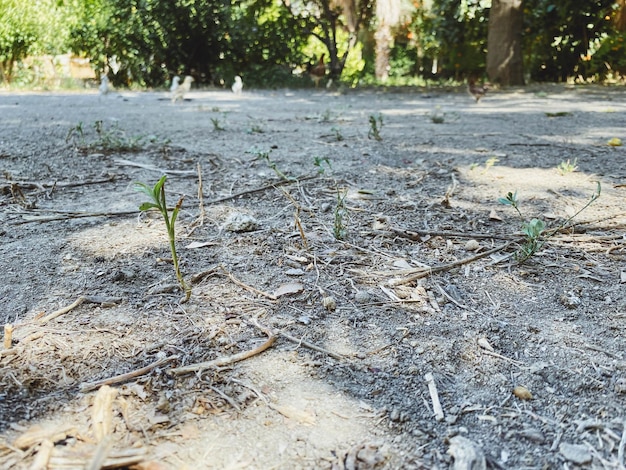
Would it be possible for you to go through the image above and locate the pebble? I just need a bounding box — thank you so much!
[559,442,592,465]
[221,212,258,232]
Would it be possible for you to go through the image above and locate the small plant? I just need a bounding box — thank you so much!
[211,106,220,112]
[368,113,383,141]
[331,126,344,141]
[313,156,332,175]
[556,158,578,175]
[93,120,145,151]
[135,175,191,301]
[483,156,500,172]
[429,106,445,124]
[210,117,225,131]
[499,183,601,262]
[248,123,264,133]
[333,188,348,240]
[66,122,85,147]
[319,109,332,122]
[255,149,292,181]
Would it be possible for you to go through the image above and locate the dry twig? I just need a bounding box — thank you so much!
[169,331,275,376]
[80,355,178,392]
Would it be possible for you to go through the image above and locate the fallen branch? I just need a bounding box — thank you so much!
[248,318,344,360]
[389,226,514,241]
[0,176,115,193]
[388,241,514,286]
[205,174,317,205]
[37,296,122,325]
[169,332,275,376]
[80,355,178,392]
[11,210,137,225]
[222,268,278,300]
[115,158,196,176]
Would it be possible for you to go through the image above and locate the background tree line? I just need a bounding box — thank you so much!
[1,0,626,88]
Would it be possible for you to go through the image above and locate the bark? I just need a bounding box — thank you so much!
[487,0,524,86]
[374,23,392,81]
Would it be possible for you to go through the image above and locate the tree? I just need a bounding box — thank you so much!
[282,0,373,81]
[374,0,414,81]
[487,0,524,85]
[0,1,39,82]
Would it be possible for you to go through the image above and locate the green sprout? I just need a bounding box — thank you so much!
[368,113,383,141]
[556,158,578,175]
[210,117,225,131]
[313,156,332,175]
[135,175,191,301]
[499,183,601,263]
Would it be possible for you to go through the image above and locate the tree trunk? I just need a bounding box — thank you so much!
[487,0,524,86]
[374,22,392,81]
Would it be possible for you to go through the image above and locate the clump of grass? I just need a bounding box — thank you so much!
[429,106,445,124]
[313,156,332,175]
[66,120,146,152]
[210,117,225,131]
[331,126,344,141]
[135,175,191,302]
[556,158,578,175]
[498,183,601,262]
[319,109,332,122]
[368,113,383,141]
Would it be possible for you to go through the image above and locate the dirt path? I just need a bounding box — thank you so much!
[0,84,625,469]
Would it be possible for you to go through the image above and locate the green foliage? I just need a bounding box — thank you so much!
[135,176,191,301]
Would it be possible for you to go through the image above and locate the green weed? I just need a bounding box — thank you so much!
[556,158,578,175]
[499,183,601,262]
[313,156,332,175]
[135,175,191,302]
[211,117,225,131]
[368,113,383,141]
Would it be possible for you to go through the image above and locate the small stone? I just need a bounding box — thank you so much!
[465,239,480,251]
[389,408,401,422]
[559,443,592,465]
[614,377,626,394]
[513,385,533,400]
[354,290,370,303]
[559,292,581,309]
[222,212,258,232]
[322,296,336,311]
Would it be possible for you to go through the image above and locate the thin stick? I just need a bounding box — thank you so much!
[618,421,626,467]
[80,355,178,392]
[38,296,86,325]
[169,334,275,376]
[425,373,444,421]
[11,210,137,225]
[0,176,115,192]
[389,226,515,241]
[248,318,344,360]
[115,158,196,175]
[205,174,317,205]
[196,162,205,225]
[222,269,278,300]
[388,241,514,286]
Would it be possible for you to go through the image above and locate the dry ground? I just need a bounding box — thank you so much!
[0,83,625,469]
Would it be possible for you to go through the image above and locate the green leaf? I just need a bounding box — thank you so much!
[139,202,159,211]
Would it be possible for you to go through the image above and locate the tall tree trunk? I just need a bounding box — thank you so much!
[487,0,524,86]
[374,22,392,81]
[615,0,626,31]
